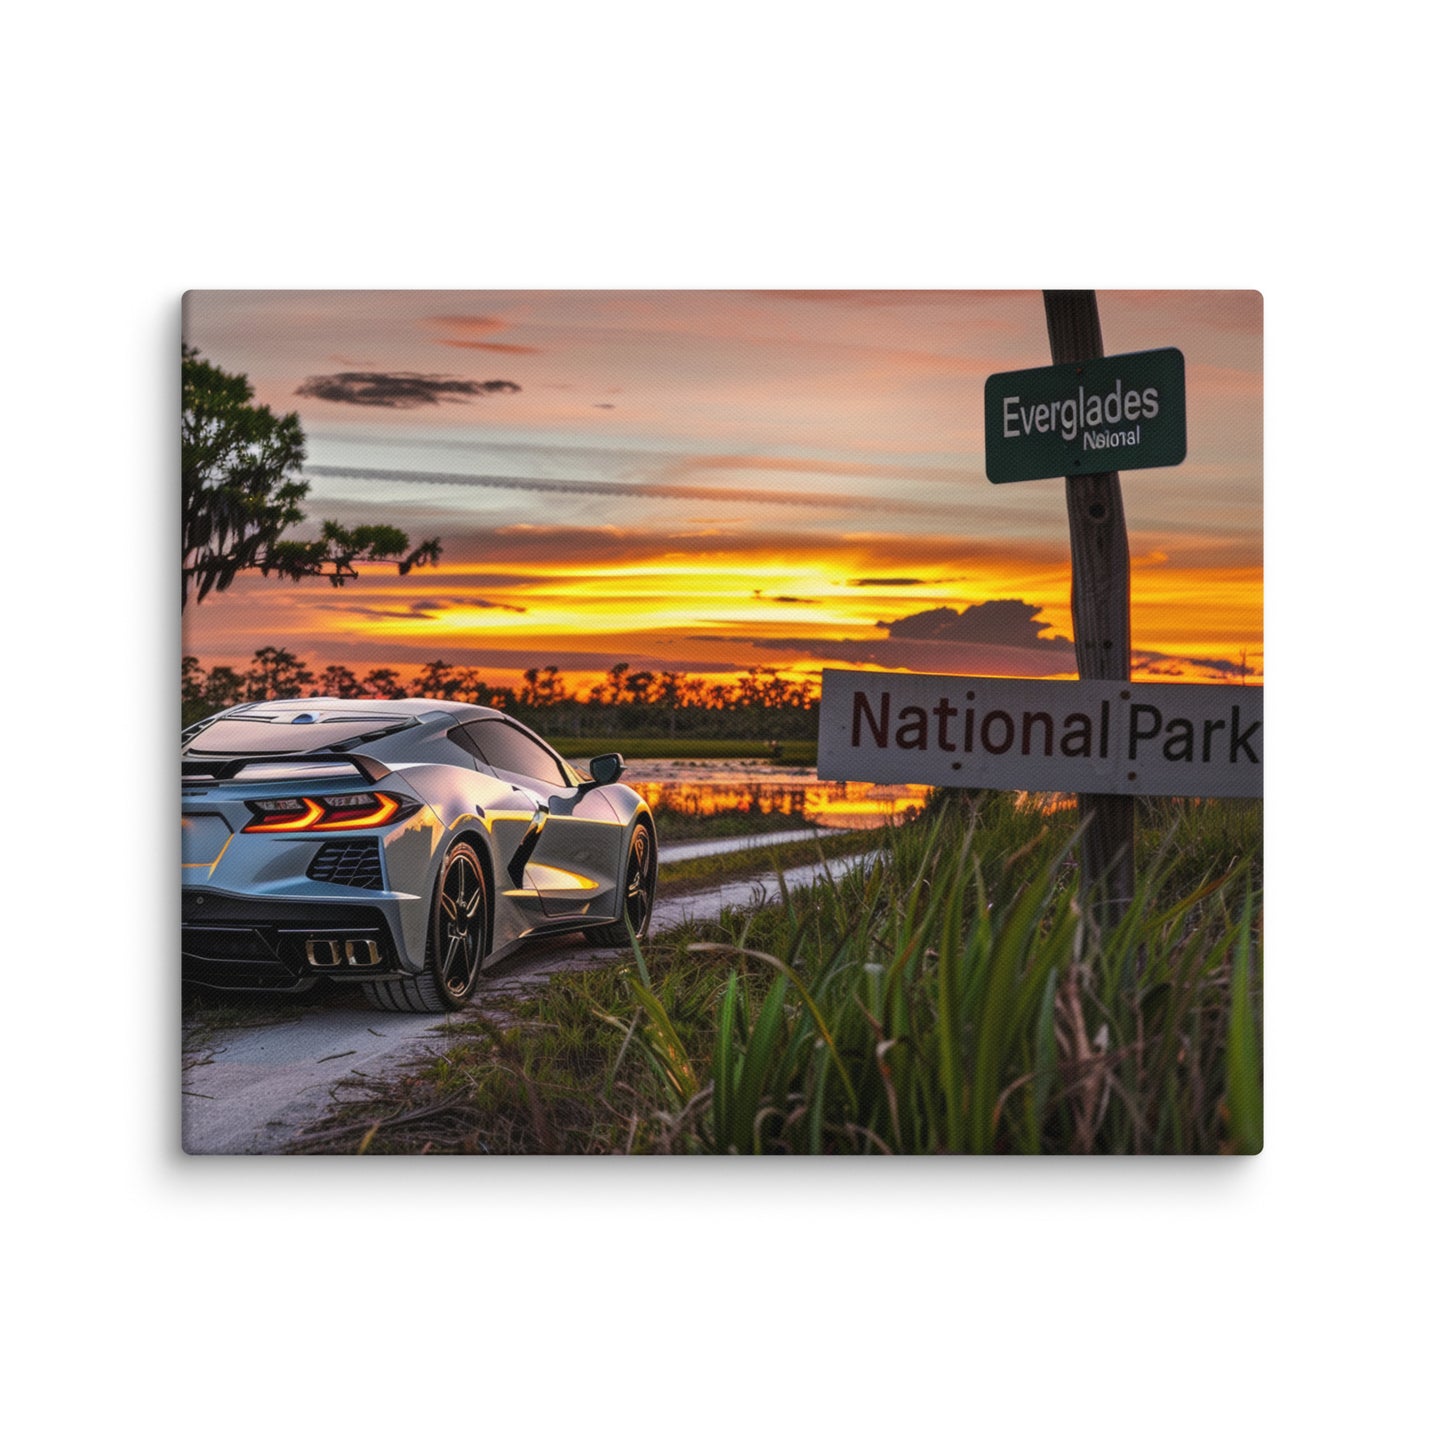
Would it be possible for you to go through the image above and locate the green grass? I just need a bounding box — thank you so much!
[665,801,1261,1154]
[644,798,829,844]
[288,795,1262,1155]
[657,829,877,894]
[564,737,817,765]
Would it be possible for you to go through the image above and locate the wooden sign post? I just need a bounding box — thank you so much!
[822,294,1202,936]
[982,294,1189,929]
[1043,290,1135,928]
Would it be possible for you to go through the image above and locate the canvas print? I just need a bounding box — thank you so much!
[181,290,1263,1155]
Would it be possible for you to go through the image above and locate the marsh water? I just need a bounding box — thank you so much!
[621,759,932,831]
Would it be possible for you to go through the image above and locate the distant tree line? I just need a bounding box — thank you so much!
[182,648,820,739]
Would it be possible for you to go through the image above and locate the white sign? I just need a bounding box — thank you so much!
[818,669,1261,799]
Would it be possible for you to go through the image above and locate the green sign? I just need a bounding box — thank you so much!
[984,347,1186,484]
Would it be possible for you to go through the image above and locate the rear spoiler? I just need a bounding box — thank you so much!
[181,751,390,783]
[182,714,420,781]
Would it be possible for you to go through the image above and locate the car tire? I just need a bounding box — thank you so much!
[364,839,490,1013]
[585,822,656,947]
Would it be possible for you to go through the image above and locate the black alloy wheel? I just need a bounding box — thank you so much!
[364,839,491,1013]
[623,824,656,935]
[431,840,488,1006]
[587,822,656,947]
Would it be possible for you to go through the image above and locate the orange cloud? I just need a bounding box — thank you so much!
[425,314,510,333]
[436,339,543,355]
[425,313,543,355]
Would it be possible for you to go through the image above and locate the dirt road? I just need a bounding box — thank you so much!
[182,844,859,1155]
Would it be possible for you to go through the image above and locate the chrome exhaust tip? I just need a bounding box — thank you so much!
[304,936,383,968]
[344,939,382,968]
[305,938,342,968]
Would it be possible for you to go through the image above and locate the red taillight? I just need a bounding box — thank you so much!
[315,793,402,830]
[244,792,404,833]
[243,798,326,833]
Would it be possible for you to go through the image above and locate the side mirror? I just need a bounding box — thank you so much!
[586,753,625,786]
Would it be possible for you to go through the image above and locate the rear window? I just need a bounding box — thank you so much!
[185,714,410,756]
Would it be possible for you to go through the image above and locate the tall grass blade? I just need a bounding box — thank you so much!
[734,977,789,1151]
[1025,964,1060,1153]
[712,973,740,1146]
[969,858,1059,1152]
[627,977,698,1104]
[1225,888,1263,1154]
[935,865,968,1153]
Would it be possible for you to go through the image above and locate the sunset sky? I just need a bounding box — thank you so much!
[181,290,1262,692]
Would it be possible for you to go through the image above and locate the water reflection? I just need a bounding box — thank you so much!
[623,760,932,831]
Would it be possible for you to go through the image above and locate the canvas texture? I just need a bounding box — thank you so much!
[182,290,1263,1156]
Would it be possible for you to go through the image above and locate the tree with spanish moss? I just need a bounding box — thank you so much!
[182,346,442,607]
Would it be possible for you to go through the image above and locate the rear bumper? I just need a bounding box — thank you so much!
[181,888,415,990]
[181,804,441,979]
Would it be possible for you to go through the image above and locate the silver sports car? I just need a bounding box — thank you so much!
[182,697,657,1011]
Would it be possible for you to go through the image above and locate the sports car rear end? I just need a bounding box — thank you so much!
[182,696,656,1011]
[182,712,439,991]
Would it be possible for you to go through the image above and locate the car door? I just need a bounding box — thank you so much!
[459,720,622,918]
